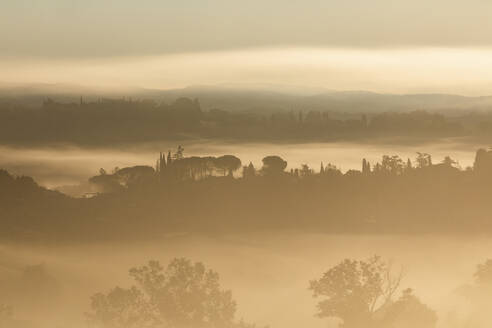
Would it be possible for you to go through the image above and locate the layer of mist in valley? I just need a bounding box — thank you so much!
[5,1,492,326]
[1,234,491,328]
[3,93,492,327]
[0,139,485,190]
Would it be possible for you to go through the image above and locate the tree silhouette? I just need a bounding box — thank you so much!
[0,96,469,147]
[381,155,404,175]
[310,257,437,328]
[215,155,242,176]
[474,259,492,285]
[441,156,458,168]
[88,287,153,328]
[88,258,249,328]
[416,153,432,169]
[309,256,402,328]
[450,259,492,328]
[379,288,437,328]
[89,166,155,193]
[406,158,412,171]
[261,156,287,176]
[0,305,13,322]
[300,164,313,177]
[473,148,492,176]
[242,162,256,179]
[173,146,185,161]
[362,159,371,175]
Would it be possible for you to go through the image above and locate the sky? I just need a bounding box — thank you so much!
[2,0,492,95]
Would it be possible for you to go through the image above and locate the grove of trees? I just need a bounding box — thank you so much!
[87,256,438,328]
[4,146,492,241]
[3,255,492,327]
[0,97,471,146]
[310,256,436,328]
[87,258,260,328]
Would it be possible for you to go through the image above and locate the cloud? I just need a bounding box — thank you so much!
[2,47,492,96]
[2,1,492,58]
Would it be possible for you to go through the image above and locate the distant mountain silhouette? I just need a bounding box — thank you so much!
[2,83,492,113]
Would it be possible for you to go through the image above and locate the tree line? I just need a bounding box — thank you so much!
[4,146,492,240]
[0,97,470,146]
[88,145,487,191]
[2,256,492,328]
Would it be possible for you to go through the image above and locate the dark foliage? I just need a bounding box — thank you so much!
[2,148,492,241]
[0,98,468,146]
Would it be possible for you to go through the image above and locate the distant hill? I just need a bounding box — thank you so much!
[139,85,492,113]
[301,91,492,114]
[2,83,492,113]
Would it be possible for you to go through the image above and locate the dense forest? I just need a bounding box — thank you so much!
[2,146,492,242]
[4,96,492,145]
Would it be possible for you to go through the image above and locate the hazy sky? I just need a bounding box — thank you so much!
[3,0,492,57]
[2,1,492,94]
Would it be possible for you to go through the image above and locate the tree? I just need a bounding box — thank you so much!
[441,156,458,168]
[157,152,167,175]
[0,305,13,322]
[309,256,402,328]
[215,155,242,176]
[171,98,202,127]
[381,155,404,175]
[473,148,492,175]
[88,258,244,328]
[324,163,341,176]
[89,174,125,193]
[379,289,437,328]
[450,259,492,328]
[173,146,185,161]
[242,162,256,179]
[361,114,368,128]
[362,159,371,175]
[474,259,492,285]
[261,156,287,176]
[114,166,155,188]
[88,287,153,328]
[416,153,432,169]
[300,164,313,177]
[406,159,412,171]
[89,166,155,193]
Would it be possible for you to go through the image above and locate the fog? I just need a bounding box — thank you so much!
[4,1,492,58]
[4,2,492,327]
[4,118,492,328]
[0,139,483,189]
[5,47,492,95]
[0,234,490,328]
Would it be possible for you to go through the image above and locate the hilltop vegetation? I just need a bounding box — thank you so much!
[3,94,491,146]
[2,146,492,241]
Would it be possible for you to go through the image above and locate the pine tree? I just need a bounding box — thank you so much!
[159,152,167,172]
[361,114,368,128]
[167,151,172,165]
[406,158,412,170]
[362,158,371,175]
